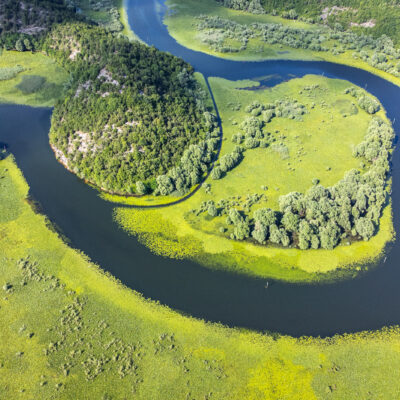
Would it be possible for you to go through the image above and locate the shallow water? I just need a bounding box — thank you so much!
[1,0,400,337]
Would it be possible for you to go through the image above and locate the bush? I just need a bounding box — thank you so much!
[16,75,46,94]
[0,65,25,81]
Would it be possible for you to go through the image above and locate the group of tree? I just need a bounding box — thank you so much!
[232,99,306,149]
[220,117,393,250]
[0,1,220,196]
[43,23,217,195]
[216,0,400,47]
[217,0,265,14]
[195,13,400,78]
[0,0,79,51]
[211,145,244,180]
[0,0,124,51]
[345,87,380,114]
[154,134,220,196]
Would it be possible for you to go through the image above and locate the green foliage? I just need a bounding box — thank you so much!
[218,0,264,14]
[73,0,124,32]
[217,146,244,174]
[135,180,147,195]
[194,13,400,78]
[207,202,218,216]
[154,138,219,196]
[44,23,215,195]
[345,87,381,114]
[0,0,78,51]
[0,65,24,81]
[242,117,393,250]
[3,155,400,399]
[16,75,46,94]
[211,165,223,180]
[218,0,400,46]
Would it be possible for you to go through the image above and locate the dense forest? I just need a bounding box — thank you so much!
[217,0,400,45]
[45,23,215,195]
[0,0,79,50]
[0,1,216,195]
[0,0,218,194]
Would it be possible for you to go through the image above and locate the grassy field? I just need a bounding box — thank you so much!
[0,51,68,107]
[2,155,400,399]
[114,74,394,282]
[164,0,400,88]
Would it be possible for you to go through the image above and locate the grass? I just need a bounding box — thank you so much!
[73,0,143,42]
[0,51,68,107]
[2,154,400,398]
[164,0,400,88]
[16,75,46,94]
[114,75,394,282]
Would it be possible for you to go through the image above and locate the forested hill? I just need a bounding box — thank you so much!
[218,0,400,45]
[45,24,216,195]
[0,1,217,196]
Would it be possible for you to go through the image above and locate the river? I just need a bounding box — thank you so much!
[0,0,399,337]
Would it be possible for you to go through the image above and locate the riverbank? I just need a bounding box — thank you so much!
[2,153,400,399]
[0,51,68,107]
[114,74,395,282]
[164,0,400,88]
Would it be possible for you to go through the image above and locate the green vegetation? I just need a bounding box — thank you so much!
[202,103,393,251]
[222,0,400,46]
[0,0,218,196]
[16,75,46,94]
[0,0,135,52]
[45,23,216,195]
[2,151,400,399]
[0,65,24,81]
[113,75,394,281]
[0,0,79,51]
[0,51,68,107]
[72,0,123,32]
[164,0,400,87]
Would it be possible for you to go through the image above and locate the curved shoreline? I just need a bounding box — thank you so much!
[2,1,400,336]
[162,0,400,89]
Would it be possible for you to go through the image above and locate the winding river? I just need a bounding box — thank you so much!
[1,0,400,337]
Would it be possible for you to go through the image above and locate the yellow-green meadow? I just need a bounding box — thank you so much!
[114,74,394,281]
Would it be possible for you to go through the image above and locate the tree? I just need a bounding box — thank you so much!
[15,39,25,52]
[254,208,277,226]
[207,203,218,217]
[319,223,340,250]
[252,221,268,244]
[270,224,290,246]
[355,217,375,240]
[135,181,147,195]
[244,137,259,149]
[156,175,174,196]
[211,166,222,180]
[23,38,32,51]
[310,235,320,250]
[229,208,243,225]
[298,235,310,250]
[282,211,300,232]
[233,220,250,240]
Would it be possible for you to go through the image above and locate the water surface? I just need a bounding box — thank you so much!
[1,0,400,337]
